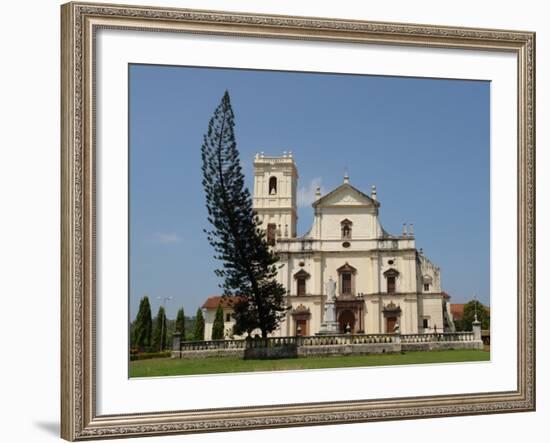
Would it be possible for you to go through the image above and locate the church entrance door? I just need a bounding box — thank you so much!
[338,310,356,334]
[386,317,397,333]
[295,319,308,336]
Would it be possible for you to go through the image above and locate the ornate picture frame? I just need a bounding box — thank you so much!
[61,2,535,440]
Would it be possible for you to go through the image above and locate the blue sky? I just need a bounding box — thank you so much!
[129,64,490,320]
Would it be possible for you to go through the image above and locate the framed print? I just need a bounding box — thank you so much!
[61,1,536,440]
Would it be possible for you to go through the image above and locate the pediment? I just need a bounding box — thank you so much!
[313,184,378,208]
[294,269,311,279]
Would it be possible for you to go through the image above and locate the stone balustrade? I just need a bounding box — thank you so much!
[298,334,396,346]
[179,338,247,351]
[172,331,483,359]
[400,332,475,343]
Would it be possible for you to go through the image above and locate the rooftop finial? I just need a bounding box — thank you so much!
[343,168,350,184]
[371,185,377,200]
[315,187,321,198]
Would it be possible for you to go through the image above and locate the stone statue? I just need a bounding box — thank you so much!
[325,277,337,302]
[345,322,351,334]
[318,277,338,334]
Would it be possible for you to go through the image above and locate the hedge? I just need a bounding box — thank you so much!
[130,351,171,361]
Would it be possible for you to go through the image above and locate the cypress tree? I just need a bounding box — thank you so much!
[200,91,288,338]
[133,296,152,351]
[194,308,205,341]
[152,306,168,351]
[175,307,185,340]
[211,304,225,340]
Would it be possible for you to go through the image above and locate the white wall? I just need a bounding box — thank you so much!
[204,308,237,340]
[421,296,446,332]
[317,205,382,240]
[0,1,547,442]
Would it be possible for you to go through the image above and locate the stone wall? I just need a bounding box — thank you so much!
[298,343,400,357]
[172,349,244,359]
[172,332,484,359]
[174,342,403,359]
[244,344,298,360]
[402,341,483,352]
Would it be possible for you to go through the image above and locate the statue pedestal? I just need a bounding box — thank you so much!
[317,300,339,335]
[317,321,340,335]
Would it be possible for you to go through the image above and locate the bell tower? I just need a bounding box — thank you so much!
[253,152,298,242]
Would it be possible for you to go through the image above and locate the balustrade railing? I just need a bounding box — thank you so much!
[400,332,475,343]
[177,332,477,353]
[297,334,395,346]
[179,339,247,352]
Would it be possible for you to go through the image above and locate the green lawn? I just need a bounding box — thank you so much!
[129,349,490,377]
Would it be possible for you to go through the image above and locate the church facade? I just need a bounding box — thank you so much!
[202,153,454,340]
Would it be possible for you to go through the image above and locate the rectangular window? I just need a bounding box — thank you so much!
[387,276,396,294]
[342,273,352,294]
[423,318,429,329]
[342,224,351,239]
[267,223,277,246]
[424,283,430,291]
[297,278,306,296]
[225,313,231,322]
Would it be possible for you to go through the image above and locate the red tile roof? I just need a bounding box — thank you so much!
[450,304,465,319]
[201,295,243,310]
[450,303,490,320]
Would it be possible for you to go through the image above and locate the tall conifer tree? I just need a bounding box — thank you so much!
[194,308,205,341]
[175,307,186,340]
[133,296,152,351]
[211,304,225,340]
[201,91,288,338]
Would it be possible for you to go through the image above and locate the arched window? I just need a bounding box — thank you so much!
[267,223,277,246]
[423,275,433,292]
[340,219,353,240]
[269,176,277,195]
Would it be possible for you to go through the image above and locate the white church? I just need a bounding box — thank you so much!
[202,153,455,339]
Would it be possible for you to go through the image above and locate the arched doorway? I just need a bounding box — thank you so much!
[338,310,356,334]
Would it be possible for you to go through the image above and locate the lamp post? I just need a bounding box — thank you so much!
[472,293,482,342]
[157,296,172,351]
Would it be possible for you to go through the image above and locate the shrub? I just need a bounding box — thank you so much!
[130,351,171,361]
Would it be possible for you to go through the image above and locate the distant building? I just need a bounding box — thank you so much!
[202,153,455,339]
[201,295,241,341]
[450,303,490,323]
